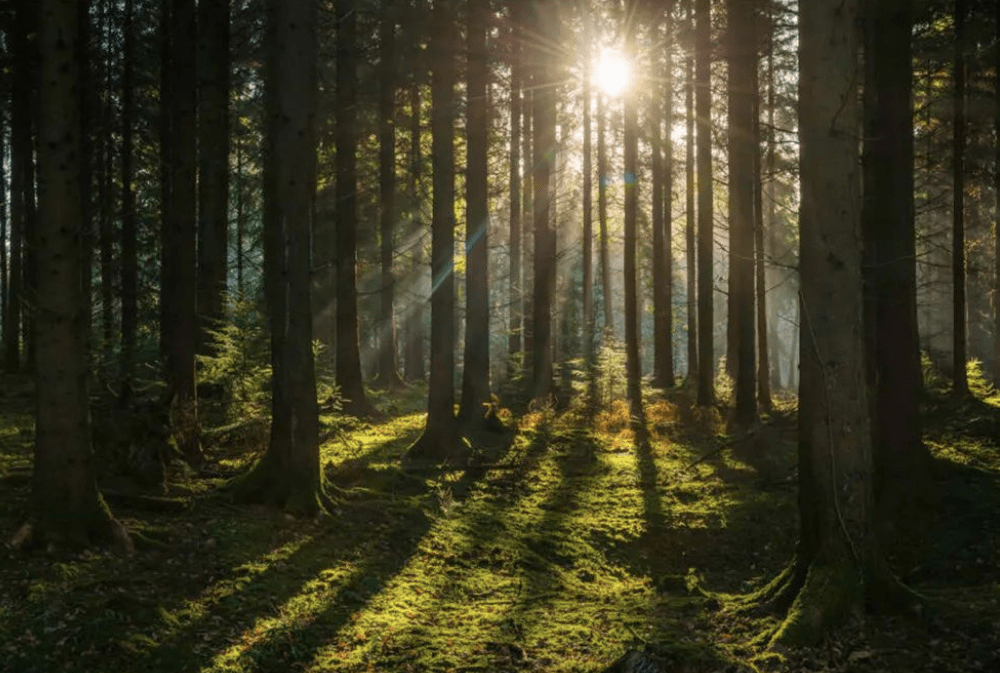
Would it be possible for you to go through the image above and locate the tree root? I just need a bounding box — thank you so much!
[229,454,336,518]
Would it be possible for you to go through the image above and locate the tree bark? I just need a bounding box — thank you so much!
[377,0,404,389]
[78,0,94,361]
[652,10,668,388]
[163,0,202,465]
[581,0,594,371]
[405,0,462,463]
[597,91,613,338]
[232,0,328,517]
[623,25,643,427]
[695,0,714,406]
[753,30,771,412]
[120,0,137,398]
[508,0,523,366]
[98,0,113,363]
[459,0,492,423]
[28,0,129,552]
[404,15,426,383]
[728,0,757,425]
[197,0,231,355]
[995,0,1000,382]
[685,0,697,383]
[335,0,374,416]
[952,0,968,394]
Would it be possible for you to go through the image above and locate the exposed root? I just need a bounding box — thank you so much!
[229,454,334,518]
[769,557,863,648]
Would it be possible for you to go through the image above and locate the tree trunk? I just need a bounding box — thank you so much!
[952,0,968,394]
[663,2,676,388]
[98,0,113,363]
[232,0,328,517]
[765,3,780,393]
[753,31,771,413]
[581,0,593,373]
[652,11,668,388]
[335,0,374,416]
[20,0,37,373]
[459,0,491,423]
[158,0,172,365]
[765,0,910,644]
[164,0,202,465]
[685,0,697,383]
[862,0,929,516]
[623,27,643,427]
[120,0,137,398]
[530,0,558,402]
[27,0,129,552]
[508,0,523,368]
[405,0,461,464]
[995,0,1000,382]
[404,21,426,383]
[695,0,714,406]
[728,0,757,425]
[378,0,404,390]
[597,91,613,338]
[522,85,534,364]
[197,0,230,355]
[78,0,94,361]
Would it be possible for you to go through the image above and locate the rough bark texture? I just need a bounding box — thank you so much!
[404,23,426,383]
[232,0,327,517]
[530,0,558,402]
[728,0,757,425]
[335,0,374,416]
[78,0,93,361]
[752,11,771,412]
[405,0,461,464]
[623,28,643,427]
[197,0,231,355]
[377,0,404,390]
[861,0,929,516]
[952,0,968,394]
[581,0,593,372]
[459,0,491,423]
[768,0,887,645]
[597,92,613,338]
[29,0,129,552]
[163,0,202,465]
[651,12,669,389]
[695,0,714,406]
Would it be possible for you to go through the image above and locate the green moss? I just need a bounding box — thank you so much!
[769,556,863,648]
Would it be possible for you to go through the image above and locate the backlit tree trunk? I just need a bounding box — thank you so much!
[952,0,968,394]
[695,0,714,406]
[623,23,643,426]
[597,91,613,337]
[508,0,523,366]
[120,0,137,397]
[685,0,697,382]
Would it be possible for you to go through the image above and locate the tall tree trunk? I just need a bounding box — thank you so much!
[459,0,491,422]
[995,0,1000,382]
[597,91,613,337]
[581,0,593,371]
[765,0,913,643]
[862,0,929,515]
[652,11,668,388]
[695,0,714,406]
[405,0,461,463]
[78,0,94,360]
[0,112,5,342]
[508,0,523,367]
[753,20,771,412]
[404,18,426,383]
[99,0,113,362]
[26,0,129,552]
[197,0,231,355]
[530,0,558,402]
[685,0,697,383]
[121,0,137,397]
[378,0,404,389]
[729,0,757,425]
[164,0,202,465]
[766,3,780,392]
[20,0,37,374]
[522,86,535,362]
[158,0,172,364]
[235,129,244,297]
[233,0,328,516]
[335,0,374,416]
[623,25,643,426]
[952,0,968,394]
[663,1,676,388]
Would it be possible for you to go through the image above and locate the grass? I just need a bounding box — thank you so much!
[1,376,999,672]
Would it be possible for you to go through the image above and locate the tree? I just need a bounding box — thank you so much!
[162,0,202,465]
[952,0,968,394]
[597,90,613,338]
[405,0,461,463]
[862,0,929,514]
[507,0,523,367]
[651,5,674,389]
[19,0,130,552]
[530,0,558,401]
[232,0,330,516]
[78,0,94,360]
[728,0,757,424]
[995,0,1000,382]
[459,0,492,423]
[581,0,594,373]
[120,0,138,397]
[623,15,643,426]
[378,0,405,390]
[752,5,771,412]
[763,0,915,644]
[684,0,697,382]
[404,3,426,383]
[695,0,714,406]
[197,0,231,355]
[335,0,375,416]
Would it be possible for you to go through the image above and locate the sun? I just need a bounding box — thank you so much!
[595,49,632,97]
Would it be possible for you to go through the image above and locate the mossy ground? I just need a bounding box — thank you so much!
[1,378,998,672]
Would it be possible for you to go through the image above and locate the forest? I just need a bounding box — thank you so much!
[1,0,999,671]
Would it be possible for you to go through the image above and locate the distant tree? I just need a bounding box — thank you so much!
[21,0,130,552]
[232,0,330,516]
[695,0,714,406]
[197,0,231,355]
[861,0,929,514]
[729,0,757,424]
[459,0,492,423]
[404,2,426,383]
[162,0,202,465]
[952,0,968,394]
[335,0,375,416]
[405,0,461,463]
[623,18,643,426]
[378,0,405,390]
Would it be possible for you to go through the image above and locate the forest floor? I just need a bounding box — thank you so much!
[1,375,999,672]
